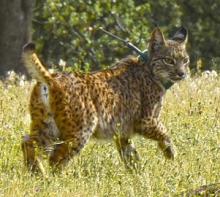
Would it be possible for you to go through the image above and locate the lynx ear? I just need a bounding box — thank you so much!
[172,27,188,44]
[149,27,166,53]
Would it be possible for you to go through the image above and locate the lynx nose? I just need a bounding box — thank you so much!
[177,71,186,78]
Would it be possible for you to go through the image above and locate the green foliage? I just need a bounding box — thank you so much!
[33,0,151,71]
[33,1,220,71]
[0,72,220,196]
[179,0,220,70]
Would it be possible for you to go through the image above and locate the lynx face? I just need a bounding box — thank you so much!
[149,27,189,84]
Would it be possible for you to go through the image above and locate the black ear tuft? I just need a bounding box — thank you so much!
[172,27,188,43]
[23,42,35,52]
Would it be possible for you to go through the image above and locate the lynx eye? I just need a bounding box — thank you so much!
[183,57,189,64]
[163,58,175,65]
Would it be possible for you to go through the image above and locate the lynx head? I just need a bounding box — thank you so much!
[148,27,189,87]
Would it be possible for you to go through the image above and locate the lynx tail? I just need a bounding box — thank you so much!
[23,43,53,84]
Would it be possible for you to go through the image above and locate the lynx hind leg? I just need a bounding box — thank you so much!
[49,127,96,170]
[49,112,98,170]
[115,136,140,170]
[21,134,40,173]
[22,115,52,174]
[22,134,36,171]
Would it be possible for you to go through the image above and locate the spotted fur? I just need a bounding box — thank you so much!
[22,27,189,172]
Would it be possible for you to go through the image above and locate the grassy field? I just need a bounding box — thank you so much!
[0,71,220,196]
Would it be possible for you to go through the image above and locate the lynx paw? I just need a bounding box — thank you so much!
[121,144,141,170]
[163,145,176,160]
[159,140,176,160]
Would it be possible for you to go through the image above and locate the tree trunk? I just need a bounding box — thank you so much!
[0,0,34,76]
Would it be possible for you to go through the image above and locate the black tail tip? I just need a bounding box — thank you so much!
[23,42,35,52]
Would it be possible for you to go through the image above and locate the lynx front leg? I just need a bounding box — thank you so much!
[114,136,140,170]
[139,118,175,159]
